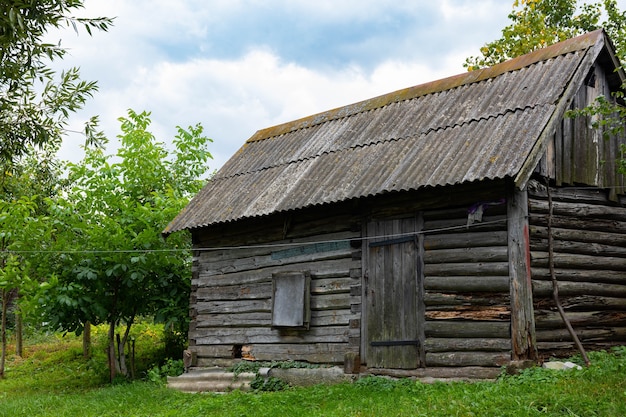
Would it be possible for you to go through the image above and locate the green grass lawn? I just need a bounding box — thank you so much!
[1,330,625,417]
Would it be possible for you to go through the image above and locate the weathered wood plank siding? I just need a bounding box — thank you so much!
[528,180,626,358]
[537,65,626,198]
[422,203,512,368]
[189,207,362,367]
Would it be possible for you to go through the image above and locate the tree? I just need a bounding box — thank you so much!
[464,0,626,70]
[0,196,48,378]
[41,109,212,381]
[0,0,112,166]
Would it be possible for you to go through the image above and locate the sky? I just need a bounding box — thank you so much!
[47,0,625,171]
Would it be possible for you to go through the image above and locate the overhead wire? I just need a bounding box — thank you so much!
[4,218,508,256]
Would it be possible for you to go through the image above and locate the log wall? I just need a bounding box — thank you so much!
[421,202,512,369]
[528,179,626,358]
[189,205,362,367]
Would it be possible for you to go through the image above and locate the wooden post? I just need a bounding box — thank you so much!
[507,185,538,361]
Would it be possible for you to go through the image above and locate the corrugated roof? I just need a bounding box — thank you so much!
[165,30,611,234]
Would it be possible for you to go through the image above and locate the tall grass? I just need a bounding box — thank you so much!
[1,328,625,417]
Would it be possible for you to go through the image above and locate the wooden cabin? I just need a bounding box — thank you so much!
[165,30,626,379]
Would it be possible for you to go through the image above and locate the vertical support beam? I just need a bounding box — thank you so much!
[507,185,538,361]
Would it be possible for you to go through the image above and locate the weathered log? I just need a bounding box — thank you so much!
[531,267,626,284]
[530,252,626,271]
[424,246,509,264]
[423,231,507,250]
[530,238,626,258]
[195,299,272,315]
[195,312,271,328]
[310,293,352,311]
[534,295,626,311]
[533,310,626,329]
[425,351,510,367]
[424,338,511,352]
[529,225,626,247]
[192,326,350,345]
[424,262,510,277]
[195,258,358,286]
[424,292,510,307]
[529,213,626,234]
[425,306,510,321]
[528,181,610,204]
[424,276,510,292]
[532,280,626,297]
[368,366,502,380]
[535,326,626,342]
[202,245,354,277]
[425,321,510,338]
[423,215,508,234]
[310,277,353,295]
[245,343,348,363]
[529,199,626,220]
[195,283,272,301]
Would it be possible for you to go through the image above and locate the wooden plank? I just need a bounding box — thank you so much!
[425,351,510,367]
[424,246,509,264]
[424,276,509,292]
[425,321,510,338]
[508,186,537,361]
[424,337,511,352]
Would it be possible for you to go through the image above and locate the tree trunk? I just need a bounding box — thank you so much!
[0,290,7,379]
[107,320,117,382]
[116,333,127,377]
[15,304,22,358]
[83,321,91,359]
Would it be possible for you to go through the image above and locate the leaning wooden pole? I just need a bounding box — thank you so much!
[546,181,590,366]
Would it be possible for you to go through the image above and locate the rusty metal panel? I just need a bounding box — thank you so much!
[164,31,605,234]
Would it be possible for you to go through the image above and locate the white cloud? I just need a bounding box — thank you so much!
[54,0,626,170]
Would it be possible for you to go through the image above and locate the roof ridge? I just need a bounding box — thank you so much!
[246,30,603,144]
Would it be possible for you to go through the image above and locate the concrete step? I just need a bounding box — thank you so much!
[167,368,257,393]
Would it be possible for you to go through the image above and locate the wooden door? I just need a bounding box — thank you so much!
[365,217,423,369]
